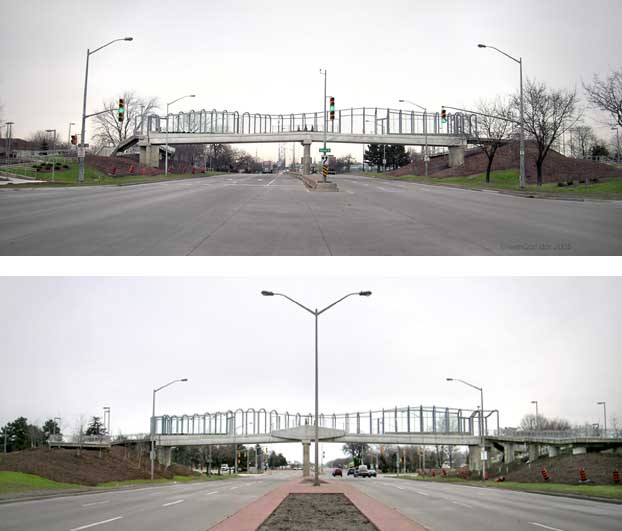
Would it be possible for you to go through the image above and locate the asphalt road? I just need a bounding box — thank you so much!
[346,474,622,531]
[0,173,620,255]
[0,472,295,531]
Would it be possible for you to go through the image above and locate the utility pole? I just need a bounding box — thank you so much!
[320,68,327,182]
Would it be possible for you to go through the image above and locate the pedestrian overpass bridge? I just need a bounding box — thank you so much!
[113,106,480,173]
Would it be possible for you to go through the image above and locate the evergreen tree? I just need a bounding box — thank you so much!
[86,416,106,436]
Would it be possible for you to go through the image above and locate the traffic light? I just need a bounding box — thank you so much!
[441,108,447,124]
[118,98,125,122]
[329,97,335,121]
[71,135,78,145]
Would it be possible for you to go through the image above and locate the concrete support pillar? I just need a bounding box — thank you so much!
[302,141,312,175]
[528,444,539,462]
[302,441,311,477]
[572,446,587,455]
[139,144,160,168]
[503,443,515,464]
[468,445,481,471]
[547,446,560,458]
[448,145,465,168]
[157,447,172,467]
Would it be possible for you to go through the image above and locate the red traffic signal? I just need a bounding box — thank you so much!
[329,97,335,121]
[118,98,125,122]
[441,108,447,124]
[71,134,78,145]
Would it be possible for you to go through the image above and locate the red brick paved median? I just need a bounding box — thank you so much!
[208,478,425,531]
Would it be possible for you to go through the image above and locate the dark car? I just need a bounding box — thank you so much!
[347,468,356,476]
[332,468,343,477]
[368,468,377,478]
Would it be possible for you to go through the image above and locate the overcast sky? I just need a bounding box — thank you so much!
[1,276,619,462]
[1,0,621,161]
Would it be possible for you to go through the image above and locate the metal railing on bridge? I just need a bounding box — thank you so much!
[139,107,478,138]
[153,405,499,438]
[494,427,622,441]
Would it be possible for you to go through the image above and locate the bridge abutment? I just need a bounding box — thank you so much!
[140,144,160,168]
[157,446,172,468]
[448,145,465,168]
[302,141,312,175]
[302,441,311,477]
[547,445,560,458]
[468,445,481,471]
[528,444,539,462]
[503,443,515,464]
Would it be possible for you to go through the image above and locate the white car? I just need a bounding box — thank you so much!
[220,464,230,473]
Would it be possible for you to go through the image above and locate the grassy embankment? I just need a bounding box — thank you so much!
[0,471,235,495]
[395,474,622,500]
[0,160,223,187]
[367,169,622,199]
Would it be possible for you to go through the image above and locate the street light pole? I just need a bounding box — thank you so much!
[262,290,372,486]
[597,401,607,435]
[612,127,620,164]
[78,37,133,183]
[165,94,196,175]
[531,400,539,430]
[399,99,428,177]
[447,377,486,480]
[151,378,188,480]
[103,406,110,435]
[478,44,526,189]
[5,122,14,162]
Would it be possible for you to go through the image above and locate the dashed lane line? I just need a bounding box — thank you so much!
[529,524,567,531]
[206,491,218,496]
[451,500,472,509]
[81,500,110,507]
[69,516,123,530]
[162,499,184,507]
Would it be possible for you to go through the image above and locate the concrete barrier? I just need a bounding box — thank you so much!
[286,171,339,192]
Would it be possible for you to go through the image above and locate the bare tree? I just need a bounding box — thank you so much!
[569,125,596,158]
[513,79,578,185]
[583,68,622,127]
[93,91,158,148]
[474,98,516,183]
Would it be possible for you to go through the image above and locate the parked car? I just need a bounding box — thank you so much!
[347,467,356,476]
[357,465,370,478]
[220,464,230,473]
[332,468,343,477]
[368,468,377,478]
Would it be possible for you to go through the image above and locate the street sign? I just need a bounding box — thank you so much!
[77,147,86,158]
[382,159,387,165]
[481,450,488,461]
[319,148,331,153]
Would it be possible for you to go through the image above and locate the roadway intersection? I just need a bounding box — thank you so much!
[0,173,620,255]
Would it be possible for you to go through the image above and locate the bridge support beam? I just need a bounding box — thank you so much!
[468,445,481,472]
[528,444,539,462]
[503,443,515,464]
[302,441,311,477]
[547,445,560,458]
[448,145,465,168]
[140,144,160,168]
[572,446,587,455]
[302,141,312,175]
[157,447,172,468]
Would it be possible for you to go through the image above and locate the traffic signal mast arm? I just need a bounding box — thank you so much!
[84,108,122,119]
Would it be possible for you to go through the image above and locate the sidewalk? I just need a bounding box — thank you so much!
[209,477,426,531]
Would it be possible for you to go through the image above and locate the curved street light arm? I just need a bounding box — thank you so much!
[167,94,196,107]
[90,38,132,56]
[272,293,315,315]
[317,292,363,315]
[482,45,520,65]
[399,99,426,112]
[449,377,482,392]
[154,378,186,394]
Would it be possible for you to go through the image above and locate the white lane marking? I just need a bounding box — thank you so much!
[81,500,110,507]
[162,499,184,507]
[394,485,405,490]
[70,516,123,530]
[230,486,239,490]
[529,524,567,531]
[206,491,218,495]
[267,177,277,186]
[452,500,472,509]
[416,491,430,497]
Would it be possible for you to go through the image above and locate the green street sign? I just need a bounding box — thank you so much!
[319,148,331,153]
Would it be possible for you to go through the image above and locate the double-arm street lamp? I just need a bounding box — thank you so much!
[262,290,372,486]
[597,401,607,435]
[78,37,133,183]
[447,377,486,480]
[478,43,526,189]
[165,94,196,175]
[531,400,539,430]
[399,99,429,177]
[151,378,188,480]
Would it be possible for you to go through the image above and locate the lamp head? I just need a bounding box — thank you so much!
[359,291,372,297]
[261,290,274,296]
[446,378,453,381]
[398,99,405,102]
[190,95,196,98]
[531,400,537,404]
[181,378,188,382]
[125,37,133,41]
[597,401,605,405]
[477,44,486,48]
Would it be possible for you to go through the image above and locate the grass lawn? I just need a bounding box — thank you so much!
[396,475,622,500]
[370,169,622,199]
[1,160,223,186]
[0,471,81,494]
